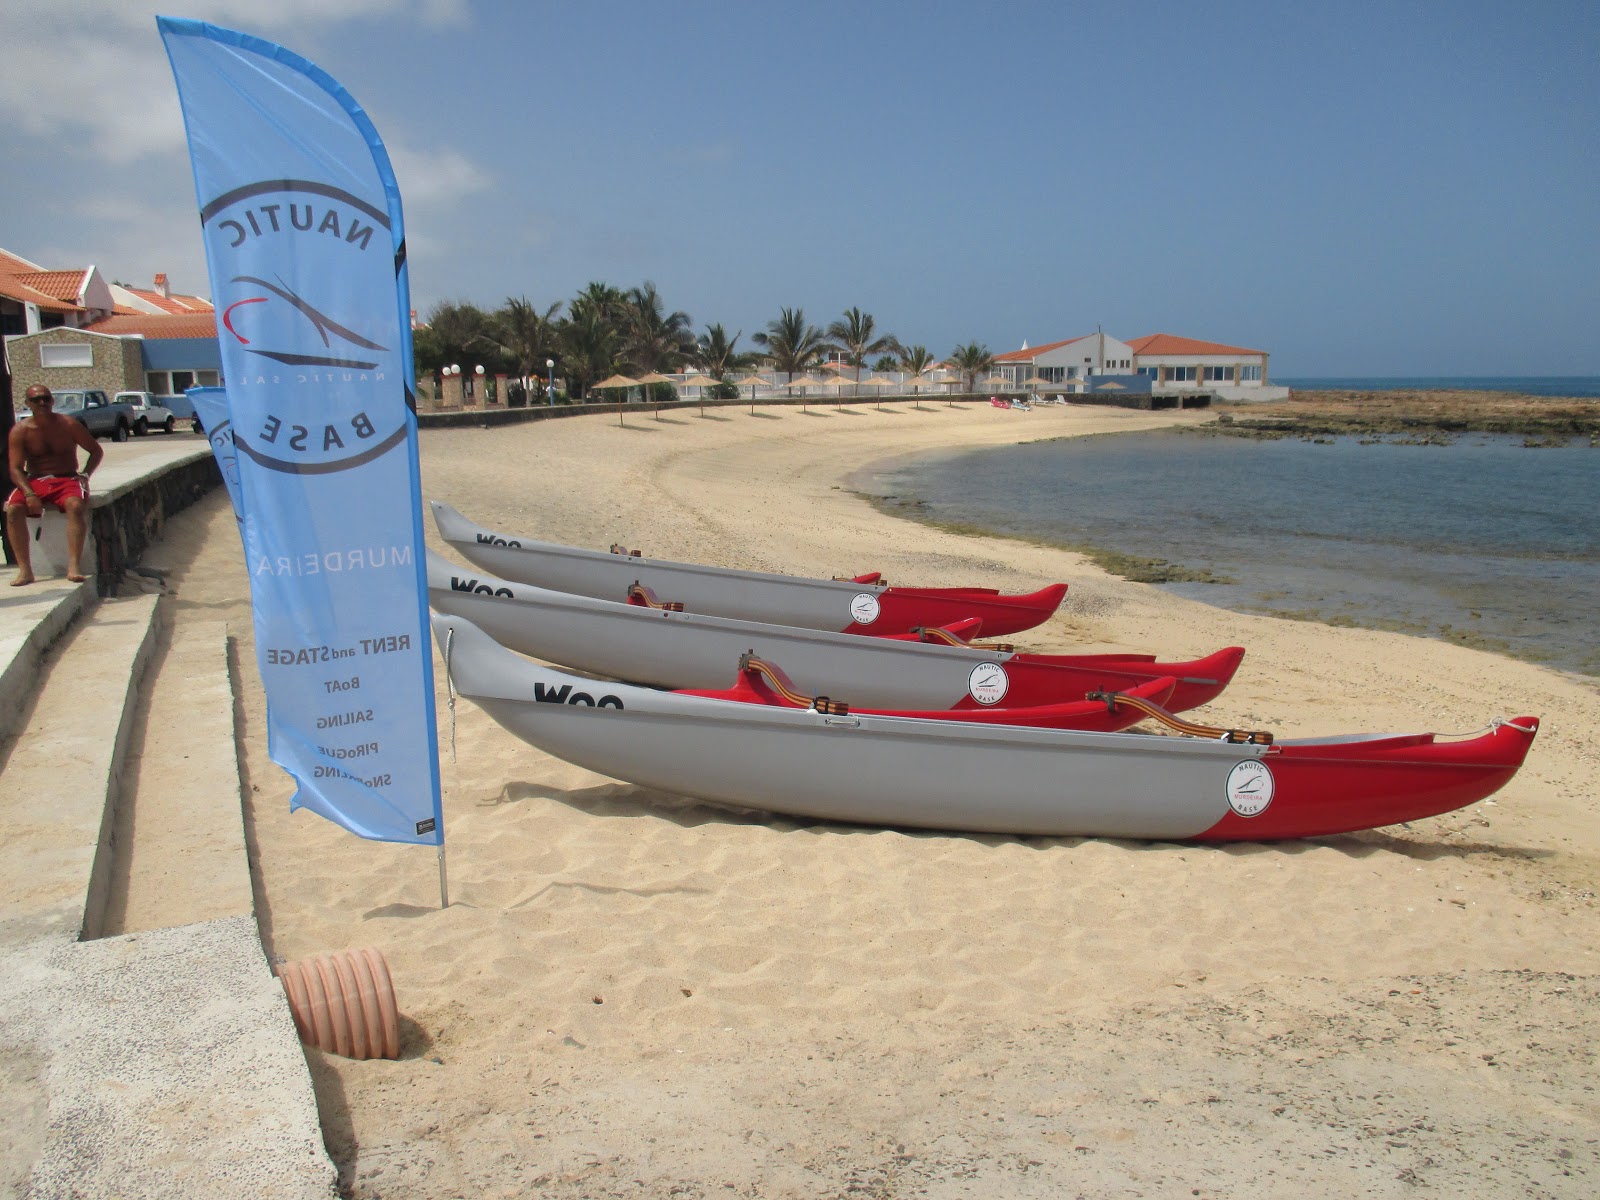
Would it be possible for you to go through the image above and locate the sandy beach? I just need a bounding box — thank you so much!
[137,399,1600,1198]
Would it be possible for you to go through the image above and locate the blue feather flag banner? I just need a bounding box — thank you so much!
[161,18,443,845]
[187,387,244,530]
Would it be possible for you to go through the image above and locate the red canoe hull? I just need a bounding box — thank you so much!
[1193,718,1540,840]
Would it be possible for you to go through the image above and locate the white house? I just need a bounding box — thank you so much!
[1126,333,1285,400]
[993,330,1289,402]
[992,331,1136,387]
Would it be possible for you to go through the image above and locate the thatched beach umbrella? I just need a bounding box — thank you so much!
[681,374,718,416]
[593,373,640,425]
[637,371,675,419]
[859,374,899,409]
[738,373,772,414]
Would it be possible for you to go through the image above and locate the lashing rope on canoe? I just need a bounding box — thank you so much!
[628,581,684,611]
[1087,689,1274,744]
[911,625,1014,652]
[738,652,850,715]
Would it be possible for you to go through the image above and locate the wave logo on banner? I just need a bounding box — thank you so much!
[161,18,443,848]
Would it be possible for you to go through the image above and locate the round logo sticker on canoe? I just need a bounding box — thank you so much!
[1225,760,1274,817]
[849,592,882,625]
[968,662,1009,706]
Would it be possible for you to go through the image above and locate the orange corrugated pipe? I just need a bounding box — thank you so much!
[274,947,401,1060]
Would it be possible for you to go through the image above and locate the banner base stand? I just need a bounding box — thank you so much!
[438,844,449,909]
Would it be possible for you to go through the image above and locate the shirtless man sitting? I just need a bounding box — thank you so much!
[6,384,104,585]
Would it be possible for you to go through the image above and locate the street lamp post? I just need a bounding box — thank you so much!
[474,363,485,406]
[546,359,555,406]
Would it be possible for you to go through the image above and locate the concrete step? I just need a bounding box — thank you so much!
[0,578,91,739]
[0,593,161,945]
[0,596,337,1197]
[100,620,256,935]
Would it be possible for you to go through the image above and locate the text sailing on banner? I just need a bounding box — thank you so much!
[160,18,443,852]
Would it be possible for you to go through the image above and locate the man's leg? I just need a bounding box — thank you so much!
[5,503,35,585]
[62,495,89,583]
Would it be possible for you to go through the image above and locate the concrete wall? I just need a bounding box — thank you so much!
[5,329,143,397]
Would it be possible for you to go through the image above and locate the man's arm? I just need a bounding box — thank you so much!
[8,426,34,500]
[70,420,104,478]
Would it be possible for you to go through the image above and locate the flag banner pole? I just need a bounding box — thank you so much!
[161,18,445,857]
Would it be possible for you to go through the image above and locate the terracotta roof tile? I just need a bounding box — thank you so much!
[0,248,45,276]
[15,270,87,303]
[0,277,80,312]
[83,313,218,339]
[123,287,192,314]
[992,335,1089,363]
[1127,333,1264,357]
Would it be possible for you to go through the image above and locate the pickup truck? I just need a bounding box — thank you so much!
[46,389,136,442]
[113,390,179,435]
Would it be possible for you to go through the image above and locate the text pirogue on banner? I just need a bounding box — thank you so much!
[161,18,443,845]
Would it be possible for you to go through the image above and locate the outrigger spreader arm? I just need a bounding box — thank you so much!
[1087,689,1275,745]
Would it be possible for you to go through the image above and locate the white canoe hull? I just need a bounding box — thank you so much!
[433,500,880,630]
[434,614,1263,840]
[431,501,1064,636]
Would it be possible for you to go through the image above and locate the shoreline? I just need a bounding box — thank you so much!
[134,399,1600,1197]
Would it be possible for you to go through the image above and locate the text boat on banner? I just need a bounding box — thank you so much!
[160,18,446,898]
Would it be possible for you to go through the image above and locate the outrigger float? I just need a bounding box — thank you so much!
[432,501,1068,638]
[433,614,1540,841]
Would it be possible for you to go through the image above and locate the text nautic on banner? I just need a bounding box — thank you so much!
[202,181,406,474]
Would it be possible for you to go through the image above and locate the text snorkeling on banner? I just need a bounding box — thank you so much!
[161,17,445,870]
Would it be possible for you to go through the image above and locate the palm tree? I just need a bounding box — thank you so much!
[898,344,935,378]
[752,307,828,381]
[559,303,621,401]
[826,307,903,382]
[949,341,995,393]
[480,296,563,396]
[696,323,750,381]
[620,280,695,377]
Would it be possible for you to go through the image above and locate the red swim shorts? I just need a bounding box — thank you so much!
[6,475,85,511]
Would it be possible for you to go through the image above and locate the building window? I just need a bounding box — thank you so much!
[1168,366,1197,382]
[1241,365,1262,381]
[146,369,221,396]
[1204,365,1235,381]
[41,343,94,368]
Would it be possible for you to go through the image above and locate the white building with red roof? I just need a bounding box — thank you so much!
[993,330,1287,402]
[993,332,1137,387]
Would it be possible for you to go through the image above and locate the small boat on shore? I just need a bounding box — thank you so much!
[431,501,1067,637]
[427,552,1244,713]
[435,614,1540,841]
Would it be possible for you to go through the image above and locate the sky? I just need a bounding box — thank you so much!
[4,0,1597,376]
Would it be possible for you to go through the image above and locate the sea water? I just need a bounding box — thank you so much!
[1275,376,1600,398]
[859,430,1600,677]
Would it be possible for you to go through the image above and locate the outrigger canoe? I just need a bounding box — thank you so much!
[427,552,1244,713]
[431,501,1067,637]
[434,614,1539,841]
